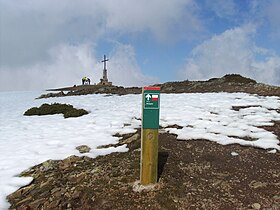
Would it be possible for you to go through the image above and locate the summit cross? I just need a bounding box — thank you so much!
[101,55,109,70]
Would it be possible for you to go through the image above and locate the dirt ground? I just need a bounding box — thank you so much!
[8,122,280,210]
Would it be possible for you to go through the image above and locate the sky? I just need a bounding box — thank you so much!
[0,0,280,91]
[0,91,279,208]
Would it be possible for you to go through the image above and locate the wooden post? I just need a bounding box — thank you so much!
[140,129,158,184]
[140,87,160,185]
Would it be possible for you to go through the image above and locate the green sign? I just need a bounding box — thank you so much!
[142,87,160,129]
[144,93,160,109]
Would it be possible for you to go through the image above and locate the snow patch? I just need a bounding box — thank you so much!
[268,149,277,154]
[231,152,239,156]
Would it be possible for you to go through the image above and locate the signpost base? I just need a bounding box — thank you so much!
[140,128,158,185]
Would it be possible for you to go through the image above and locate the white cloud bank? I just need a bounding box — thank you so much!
[180,24,280,85]
[104,0,202,41]
[0,0,200,91]
[0,44,96,91]
[0,0,200,66]
[0,43,158,91]
[109,44,159,87]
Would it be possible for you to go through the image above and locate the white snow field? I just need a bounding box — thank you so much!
[0,91,280,209]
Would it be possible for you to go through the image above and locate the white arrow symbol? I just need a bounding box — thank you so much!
[145,94,151,101]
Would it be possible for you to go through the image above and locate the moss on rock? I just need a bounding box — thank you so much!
[24,103,88,118]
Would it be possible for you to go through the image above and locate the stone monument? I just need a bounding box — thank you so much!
[98,55,112,86]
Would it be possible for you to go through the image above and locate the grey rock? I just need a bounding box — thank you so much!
[252,203,261,210]
[76,145,91,153]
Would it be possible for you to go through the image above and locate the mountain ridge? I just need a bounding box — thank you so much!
[38,74,280,99]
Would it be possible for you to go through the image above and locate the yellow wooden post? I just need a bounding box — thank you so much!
[140,129,158,184]
[140,87,160,185]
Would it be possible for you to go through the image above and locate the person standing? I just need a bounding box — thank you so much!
[82,76,87,85]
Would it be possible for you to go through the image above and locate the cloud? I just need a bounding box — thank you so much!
[179,24,280,85]
[0,43,97,91]
[247,0,280,38]
[0,0,202,67]
[0,0,202,91]
[264,0,280,37]
[205,0,236,18]
[104,0,203,41]
[0,43,158,91]
[109,43,159,87]
[0,0,105,67]
[252,57,280,85]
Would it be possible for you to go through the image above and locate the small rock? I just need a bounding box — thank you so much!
[51,187,61,194]
[231,152,239,156]
[249,181,267,189]
[273,195,280,200]
[72,189,81,199]
[64,192,71,198]
[252,203,261,209]
[48,200,61,208]
[272,204,280,208]
[18,205,31,210]
[76,145,91,153]
[98,87,106,92]
[41,160,55,171]
[16,196,34,206]
[121,133,140,144]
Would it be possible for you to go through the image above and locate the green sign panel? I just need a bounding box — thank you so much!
[142,87,160,129]
[144,93,160,109]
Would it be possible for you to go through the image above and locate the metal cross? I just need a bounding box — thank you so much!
[101,55,109,70]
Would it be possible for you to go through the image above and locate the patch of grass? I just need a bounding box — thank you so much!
[24,103,88,118]
[64,108,88,118]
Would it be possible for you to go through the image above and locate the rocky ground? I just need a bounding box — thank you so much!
[8,123,280,210]
[7,74,280,209]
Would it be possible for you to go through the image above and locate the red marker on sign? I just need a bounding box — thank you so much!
[152,95,158,101]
